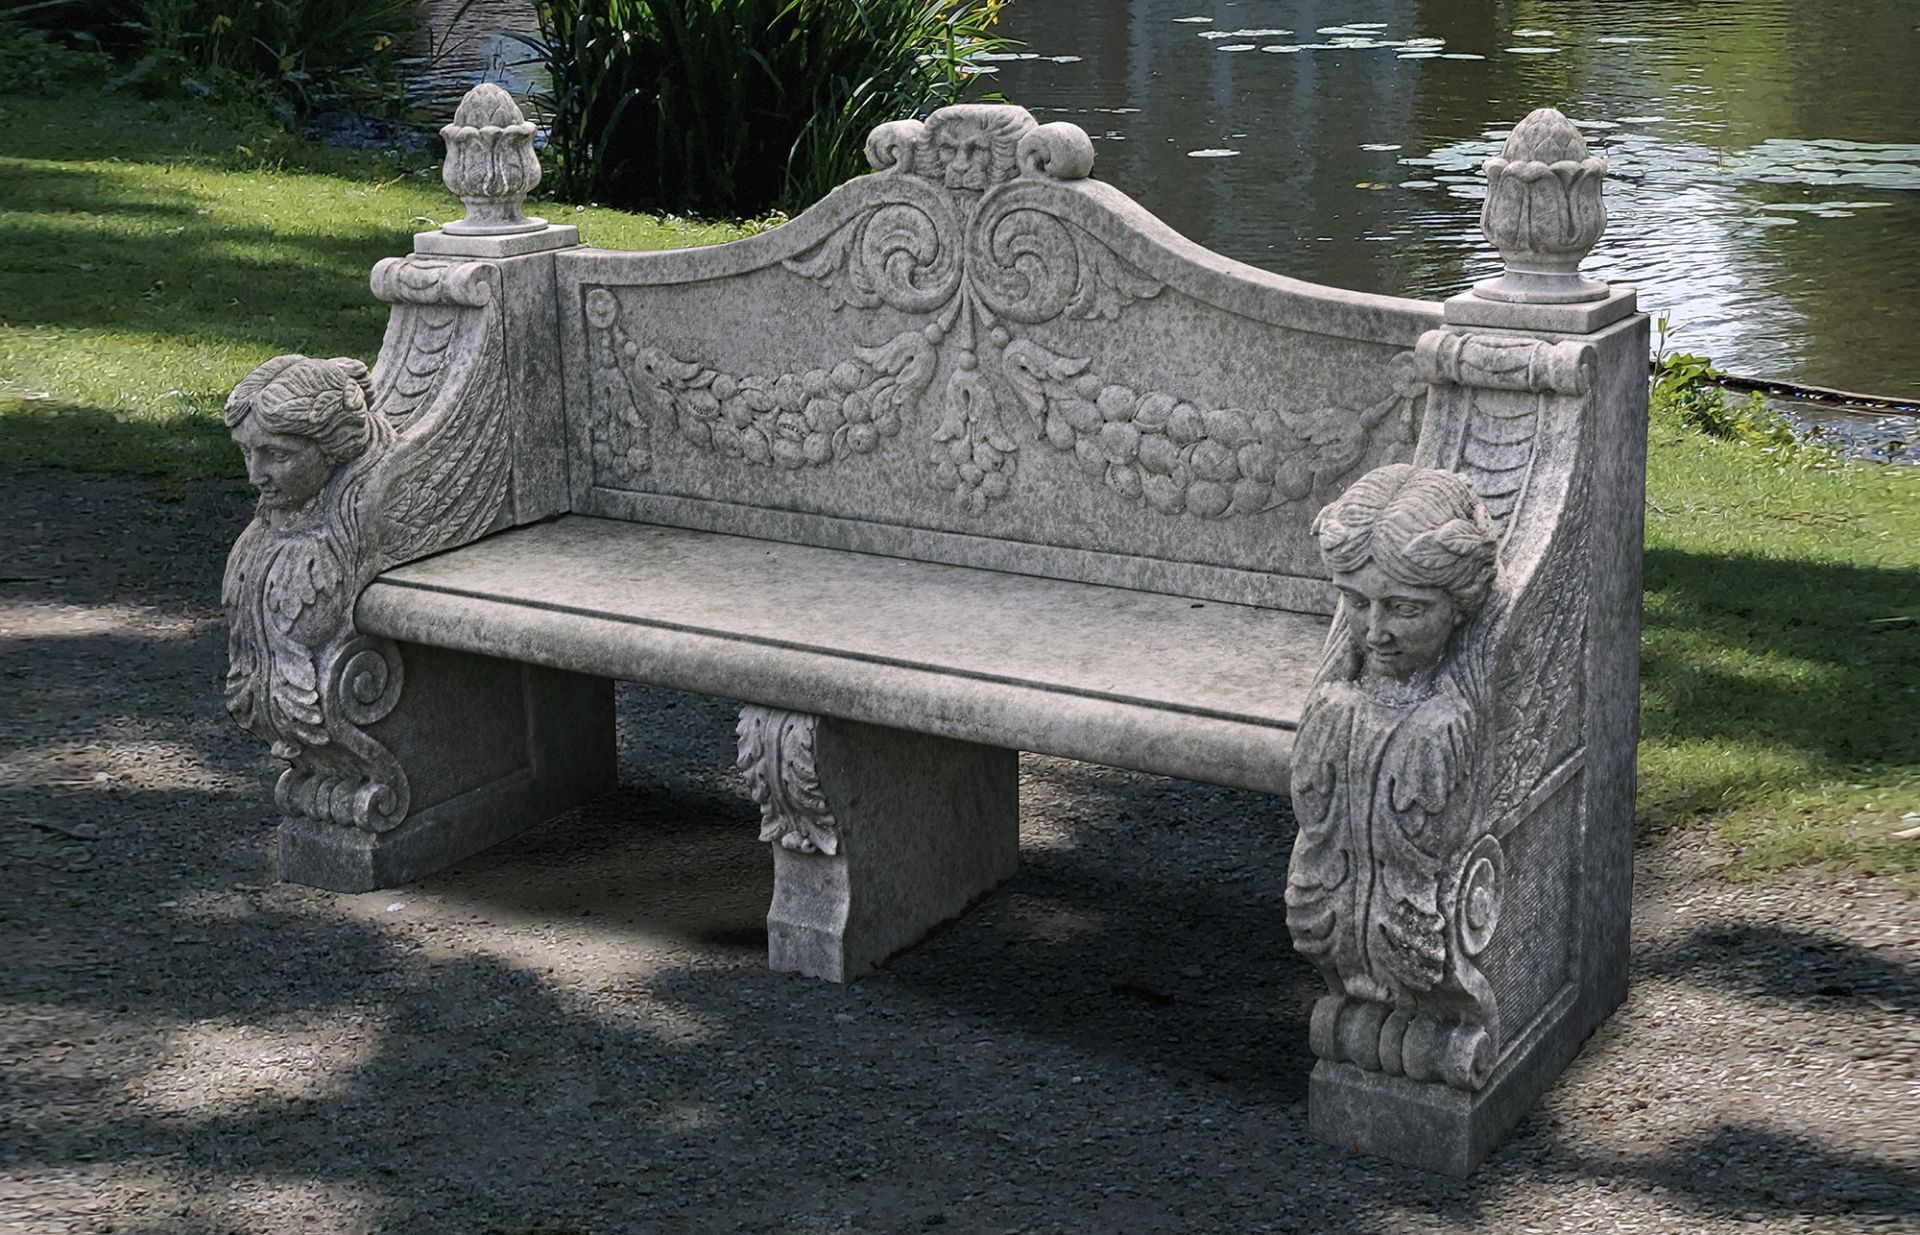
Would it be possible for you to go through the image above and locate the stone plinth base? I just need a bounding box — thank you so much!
[1308,986,1619,1176]
[766,718,1018,983]
[276,643,615,892]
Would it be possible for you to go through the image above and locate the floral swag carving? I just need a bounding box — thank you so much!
[222,257,514,833]
[582,104,1422,515]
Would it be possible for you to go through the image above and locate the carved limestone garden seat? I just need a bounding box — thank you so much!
[220,87,1647,1175]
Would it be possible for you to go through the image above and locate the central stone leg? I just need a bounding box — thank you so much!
[736,707,1019,982]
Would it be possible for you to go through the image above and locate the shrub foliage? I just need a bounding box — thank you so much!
[11,0,414,113]
[522,0,1012,217]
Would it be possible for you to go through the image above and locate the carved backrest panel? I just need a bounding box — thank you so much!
[554,105,1442,615]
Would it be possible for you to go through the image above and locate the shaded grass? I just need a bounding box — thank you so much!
[2,79,1914,880]
[0,83,749,482]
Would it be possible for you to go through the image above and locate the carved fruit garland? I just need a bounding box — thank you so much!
[582,104,1422,516]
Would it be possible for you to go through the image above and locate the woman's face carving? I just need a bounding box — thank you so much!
[234,417,332,513]
[1333,560,1463,681]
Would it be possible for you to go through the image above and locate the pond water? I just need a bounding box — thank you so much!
[408,0,1920,408]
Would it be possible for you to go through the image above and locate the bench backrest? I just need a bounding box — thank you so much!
[550,105,1442,616]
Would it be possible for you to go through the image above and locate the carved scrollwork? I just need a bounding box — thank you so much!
[736,706,838,855]
[272,635,409,830]
[766,104,1172,512]
[224,242,514,837]
[1454,835,1504,957]
[1415,329,1595,397]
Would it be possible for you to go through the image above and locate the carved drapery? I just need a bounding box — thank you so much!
[580,104,1422,517]
[736,706,839,855]
[223,255,516,834]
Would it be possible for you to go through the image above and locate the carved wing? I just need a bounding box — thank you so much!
[259,538,348,751]
[1481,494,1591,825]
[369,258,515,567]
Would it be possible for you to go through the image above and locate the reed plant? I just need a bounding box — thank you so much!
[523,0,1013,217]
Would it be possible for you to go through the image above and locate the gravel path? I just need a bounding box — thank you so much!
[2,473,1915,1235]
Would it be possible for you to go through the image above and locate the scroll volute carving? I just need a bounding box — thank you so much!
[222,258,515,834]
[1285,464,1509,1092]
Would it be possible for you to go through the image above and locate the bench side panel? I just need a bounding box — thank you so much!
[554,108,1442,615]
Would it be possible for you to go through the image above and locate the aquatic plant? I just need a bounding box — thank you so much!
[1652,317,1835,466]
[522,0,1015,216]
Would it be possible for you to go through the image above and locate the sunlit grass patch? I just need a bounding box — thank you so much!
[1640,410,1920,878]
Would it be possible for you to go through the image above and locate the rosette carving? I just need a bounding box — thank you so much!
[1474,108,1609,304]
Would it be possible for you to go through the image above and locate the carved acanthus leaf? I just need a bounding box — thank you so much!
[735,707,838,855]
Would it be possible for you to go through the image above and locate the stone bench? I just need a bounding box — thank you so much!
[219,87,1647,1175]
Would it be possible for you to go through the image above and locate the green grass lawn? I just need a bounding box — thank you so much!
[0,82,748,484]
[4,76,1915,881]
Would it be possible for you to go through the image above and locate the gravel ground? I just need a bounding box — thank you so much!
[1,473,1915,1235]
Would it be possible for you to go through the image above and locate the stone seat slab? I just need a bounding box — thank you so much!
[356,515,1324,793]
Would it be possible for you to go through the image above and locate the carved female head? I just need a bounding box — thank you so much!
[224,356,376,514]
[1313,465,1500,681]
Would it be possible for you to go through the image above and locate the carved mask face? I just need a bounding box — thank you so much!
[234,417,333,513]
[938,130,995,190]
[1333,561,1463,681]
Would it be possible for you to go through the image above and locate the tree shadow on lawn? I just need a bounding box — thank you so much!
[3,164,424,349]
[0,400,243,483]
[1639,545,1920,816]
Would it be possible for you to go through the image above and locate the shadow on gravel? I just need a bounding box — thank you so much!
[1606,1125,1920,1220]
[1639,922,1920,1014]
[5,479,1915,1232]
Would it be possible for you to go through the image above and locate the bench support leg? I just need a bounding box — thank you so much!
[276,642,616,892]
[737,707,1018,982]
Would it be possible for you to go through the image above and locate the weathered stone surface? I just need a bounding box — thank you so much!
[221,191,578,873]
[219,86,1646,1175]
[1474,107,1611,305]
[354,517,1328,795]
[440,84,545,236]
[1286,298,1647,1172]
[276,644,615,892]
[554,101,1440,609]
[737,708,1018,981]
